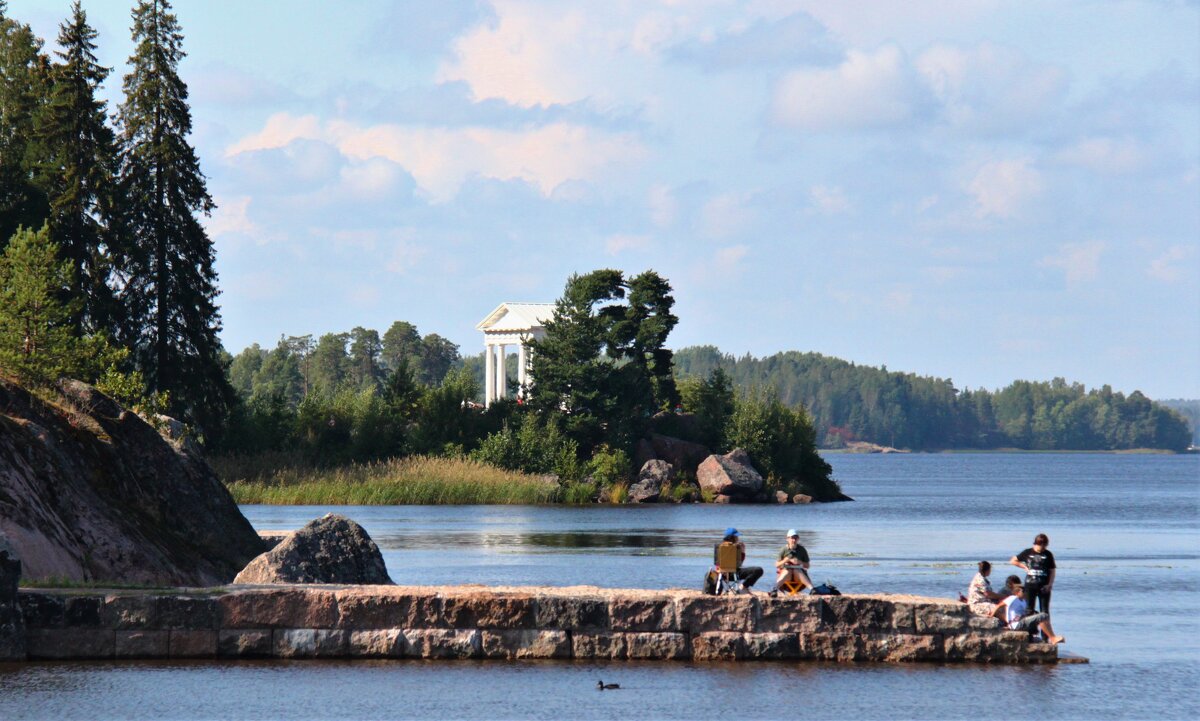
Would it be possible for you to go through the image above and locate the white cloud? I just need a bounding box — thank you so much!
[771,45,923,130]
[648,184,677,227]
[1147,244,1195,283]
[810,185,850,214]
[205,195,258,238]
[605,233,651,255]
[1057,137,1146,175]
[226,114,645,201]
[386,237,426,275]
[916,43,1066,132]
[1039,241,1105,284]
[714,244,749,270]
[968,158,1042,219]
[700,192,755,238]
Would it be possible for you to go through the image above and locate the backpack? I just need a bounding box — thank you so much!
[810,582,841,596]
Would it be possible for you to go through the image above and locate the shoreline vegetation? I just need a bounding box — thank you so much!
[218,454,563,505]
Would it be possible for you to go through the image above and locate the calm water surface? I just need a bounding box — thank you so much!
[2,453,1197,720]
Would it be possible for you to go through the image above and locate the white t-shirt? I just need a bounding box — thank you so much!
[1000,595,1027,629]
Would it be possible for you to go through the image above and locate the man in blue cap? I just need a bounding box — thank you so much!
[705,527,763,593]
[769,529,813,596]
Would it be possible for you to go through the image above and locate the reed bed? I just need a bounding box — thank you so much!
[219,454,562,505]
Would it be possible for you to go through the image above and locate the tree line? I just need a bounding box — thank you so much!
[0,0,231,435]
[673,347,1193,452]
[219,271,842,500]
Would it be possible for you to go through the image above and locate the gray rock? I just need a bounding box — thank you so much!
[234,514,392,585]
[633,439,657,472]
[0,534,26,660]
[0,378,262,586]
[774,491,790,504]
[792,494,814,504]
[628,460,674,503]
[697,449,764,499]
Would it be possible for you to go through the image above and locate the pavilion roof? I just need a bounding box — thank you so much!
[476,302,556,332]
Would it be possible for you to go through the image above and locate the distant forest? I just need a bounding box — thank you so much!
[1157,399,1200,445]
[673,346,1193,452]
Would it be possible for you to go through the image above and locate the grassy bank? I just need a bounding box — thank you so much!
[215,453,562,505]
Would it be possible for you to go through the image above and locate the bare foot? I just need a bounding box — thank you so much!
[1050,636,1065,645]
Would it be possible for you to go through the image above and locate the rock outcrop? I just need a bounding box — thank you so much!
[0,378,263,586]
[628,460,673,503]
[0,534,25,660]
[697,449,764,500]
[234,514,392,585]
[649,434,710,475]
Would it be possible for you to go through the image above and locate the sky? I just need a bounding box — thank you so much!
[9,0,1200,398]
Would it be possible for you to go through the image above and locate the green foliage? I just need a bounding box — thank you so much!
[0,8,50,245]
[0,225,83,383]
[679,367,734,450]
[219,455,561,505]
[675,346,1192,452]
[561,481,598,505]
[31,1,117,335]
[95,362,169,417]
[587,445,630,486]
[725,387,841,499]
[527,269,679,455]
[115,0,232,435]
[471,412,584,480]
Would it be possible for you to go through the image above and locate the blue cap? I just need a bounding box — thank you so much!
[724,527,739,537]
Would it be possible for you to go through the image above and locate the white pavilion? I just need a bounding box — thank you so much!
[475,302,555,407]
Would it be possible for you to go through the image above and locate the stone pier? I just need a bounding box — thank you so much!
[11,585,1060,664]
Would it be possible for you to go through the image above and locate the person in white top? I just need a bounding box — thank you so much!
[992,576,1065,645]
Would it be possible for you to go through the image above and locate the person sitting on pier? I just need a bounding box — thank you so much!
[993,575,1065,645]
[964,560,1006,616]
[769,529,813,596]
[704,528,763,594]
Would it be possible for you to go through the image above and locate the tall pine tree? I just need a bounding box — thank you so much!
[116,0,232,435]
[34,1,118,334]
[0,2,50,245]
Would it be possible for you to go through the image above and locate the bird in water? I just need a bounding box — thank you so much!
[597,680,620,690]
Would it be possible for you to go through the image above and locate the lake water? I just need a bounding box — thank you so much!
[2,453,1197,720]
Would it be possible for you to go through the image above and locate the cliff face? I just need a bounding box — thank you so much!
[0,378,263,586]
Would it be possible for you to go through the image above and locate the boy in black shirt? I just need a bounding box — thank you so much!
[1010,533,1056,615]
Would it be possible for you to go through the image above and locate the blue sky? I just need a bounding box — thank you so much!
[10,0,1200,397]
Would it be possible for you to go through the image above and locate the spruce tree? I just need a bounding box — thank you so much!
[0,3,50,245]
[0,224,80,384]
[116,0,232,434]
[34,1,118,334]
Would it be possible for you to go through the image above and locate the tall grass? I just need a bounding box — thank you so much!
[218,453,562,505]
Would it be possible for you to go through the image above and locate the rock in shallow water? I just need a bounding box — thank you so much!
[234,514,392,585]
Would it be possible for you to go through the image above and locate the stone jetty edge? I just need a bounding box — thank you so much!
[14,585,1059,664]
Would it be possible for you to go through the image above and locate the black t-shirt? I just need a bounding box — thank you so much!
[1017,547,1056,583]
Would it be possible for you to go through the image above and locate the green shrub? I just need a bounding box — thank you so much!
[588,444,630,486]
[470,413,584,480]
[562,481,598,505]
[726,387,842,500]
[607,481,629,504]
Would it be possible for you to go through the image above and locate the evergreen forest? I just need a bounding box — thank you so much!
[673,347,1193,452]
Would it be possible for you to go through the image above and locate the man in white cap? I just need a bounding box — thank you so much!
[769,529,813,596]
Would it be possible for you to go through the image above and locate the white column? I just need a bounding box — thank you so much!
[484,342,494,408]
[497,344,507,399]
[517,343,528,397]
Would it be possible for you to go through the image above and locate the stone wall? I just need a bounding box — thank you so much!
[14,585,1059,664]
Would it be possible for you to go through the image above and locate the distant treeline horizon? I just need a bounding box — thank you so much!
[671,346,1194,452]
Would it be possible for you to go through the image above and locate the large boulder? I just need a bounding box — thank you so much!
[0,534,25,660]
[0,378,263,586]
[234,514,392,585]
[649,434,710,475]
[697,449,764,500]
[628,460,674,503]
